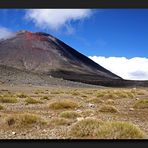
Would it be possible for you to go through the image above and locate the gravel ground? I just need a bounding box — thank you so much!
[0,84,148,139]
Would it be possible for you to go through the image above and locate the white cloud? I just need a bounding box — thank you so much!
[89,56,148,80]
[0,26,14,39]
[25,9,92,31]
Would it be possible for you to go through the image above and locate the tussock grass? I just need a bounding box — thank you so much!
[103,93,119,99]
[87,98,103,104]
[50,91,61,94]
[16,93,28,98]
[0,96,18,103]
[71,92,81,96]
[41,96,49,100]
[133,99,148,109]
[106,99,115,104]
[49,100,79,110]
[96,93,105,98]
[59,111,81,119]
[70,118,146,139]
[82,109,95,117]
[96,121,146,139]
[25,97,42,105]
[49,117,72,126]
[70,118,103,138]
[5,113,45,127]
[34,89,46,94]
[0,104,4,110]
[99,105,119,113]
[137,91,145,95]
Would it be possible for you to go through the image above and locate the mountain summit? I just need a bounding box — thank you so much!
[0,30,148,87]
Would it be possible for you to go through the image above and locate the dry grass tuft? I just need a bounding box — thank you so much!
[70,118,103,138]
[0,104,4,110]
[70,118,146,139]
[41,96,49,100]
[49,100,79,110]
[82,109,95,117]
[49,117,72,126]
[0,96,18,103]
[99,105,119,113]
[87,98,103,104]
[25,97,42,105]
[95,121,146,139]
[16,93,28,98]
[133,99,148,109]
[5,113,45,128]
[103,93,119,99]
[59,111,81,119]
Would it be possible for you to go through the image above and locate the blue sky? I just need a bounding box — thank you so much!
[0,9,148,80]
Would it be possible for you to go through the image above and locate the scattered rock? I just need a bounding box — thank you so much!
[136,98,140,100]
[88,103,95,108]
[129,108,134,111]
[76,109,82,113]
[77,117,84,121]
[12,132,16,135]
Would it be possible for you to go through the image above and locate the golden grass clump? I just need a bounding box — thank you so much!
[87,98,103,104]
[0,96,18,103]
[59,111,81,119]
[41,96,49,100]
[106,99,115,104]
[96,93,105,98]
[34,89,46,94]
[103,93,119,99]
[49,99,79,110]
[133,99,148,109]
[81,109,95,118]
[49,117,72,126]
[0,104,4,110]
[70,118,103,138]
[99,105,119,113]
[136,90,146,95]
[16,93,28,98]
[6,113,45,127]
[71,92,81,96]
[50,91,61,94]
[70,118,146,139]
[95,121,146,139]
[25,97,42,105]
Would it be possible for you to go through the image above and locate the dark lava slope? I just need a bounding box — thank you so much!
[0,30,148,87]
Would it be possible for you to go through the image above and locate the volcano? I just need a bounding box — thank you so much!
[0,30,148,87]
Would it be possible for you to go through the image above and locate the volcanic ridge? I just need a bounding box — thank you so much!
[0,30,148,87]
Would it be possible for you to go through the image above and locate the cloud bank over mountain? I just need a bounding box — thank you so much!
[89,56,148,80]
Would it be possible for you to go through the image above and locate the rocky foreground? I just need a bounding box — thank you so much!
[0,84,147,139]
